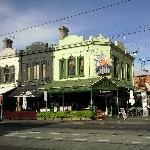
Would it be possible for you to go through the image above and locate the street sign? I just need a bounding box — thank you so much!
[44,91,47,101]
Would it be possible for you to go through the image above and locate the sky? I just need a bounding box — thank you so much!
[0,0,150,74]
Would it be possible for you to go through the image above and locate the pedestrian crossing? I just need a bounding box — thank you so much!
[2,130,150,145]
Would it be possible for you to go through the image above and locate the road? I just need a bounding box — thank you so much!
[0,118,150,150]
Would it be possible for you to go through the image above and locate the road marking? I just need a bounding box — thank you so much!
[54,137,63,140]
[131,141,141,144]
[4,134,14,137]
[73,134,79,136]
[98,139,110,142]
[74,138,87,141]
[60,122,69,124]
[50,132,60,135]
[12,132,28,135]
[19,135,27,138]
[144,136,150,139]
[112,135,116,136]
[28,131,41,134]
[35,136,42,139]
[72,122,83,124]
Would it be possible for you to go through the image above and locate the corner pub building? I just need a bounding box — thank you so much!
[43,26,135,116]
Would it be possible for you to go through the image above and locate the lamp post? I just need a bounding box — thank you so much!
[116,90,119,118]
[90,80,93,109]
[0,104,2,121]
[44,91,47,111]
[0,96,3,121]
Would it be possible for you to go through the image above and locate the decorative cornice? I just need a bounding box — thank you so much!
[0,48,18,60]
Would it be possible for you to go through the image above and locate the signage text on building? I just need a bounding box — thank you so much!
[95,53,112,75]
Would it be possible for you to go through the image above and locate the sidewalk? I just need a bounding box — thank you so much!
[106,116,150,121]
[1,116,150,124]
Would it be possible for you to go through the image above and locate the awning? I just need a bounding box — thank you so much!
[0,86,17,95]
[8,85,40,97]
[40,77,135,94]
[41,77,100,94]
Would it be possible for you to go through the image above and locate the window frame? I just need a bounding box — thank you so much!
[77,56,84,76]
[59,58,66,79]
[68,56,76,77]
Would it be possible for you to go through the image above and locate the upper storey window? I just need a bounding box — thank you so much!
[127,63,130,81]
[68,57,76,76]
[78,57,84,76]
[59,59,66,79]
[42,63,46,79]
[27,65,31,80]
[33,64,39,80]
[4,66,9,83]
[121,62,124,79]
[11,66,15,82]
[113,56,118,78]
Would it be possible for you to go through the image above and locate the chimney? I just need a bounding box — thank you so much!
[3,38,13,49]
[58,26,69,40]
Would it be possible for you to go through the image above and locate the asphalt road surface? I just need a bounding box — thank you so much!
[0,118,150,150]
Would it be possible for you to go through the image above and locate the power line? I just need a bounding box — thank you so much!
[111,24,150,39]
[0,0,132,38]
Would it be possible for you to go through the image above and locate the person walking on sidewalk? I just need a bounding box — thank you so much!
[118,108,127,120]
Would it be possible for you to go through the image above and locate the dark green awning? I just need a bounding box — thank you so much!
[42,78,100,94]
[39,77,135,94]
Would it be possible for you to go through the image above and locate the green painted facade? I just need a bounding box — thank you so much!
[52,33,134,90]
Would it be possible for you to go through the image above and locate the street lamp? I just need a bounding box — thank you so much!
[90,80,93,109]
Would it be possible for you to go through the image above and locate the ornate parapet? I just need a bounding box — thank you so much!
[0,48,17,60]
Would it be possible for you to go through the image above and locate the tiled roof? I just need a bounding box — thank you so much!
[134,75,150,91]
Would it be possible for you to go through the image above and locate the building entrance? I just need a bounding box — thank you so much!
[93,92,112,115]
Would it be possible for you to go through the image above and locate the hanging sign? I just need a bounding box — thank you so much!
[95,53,112,75]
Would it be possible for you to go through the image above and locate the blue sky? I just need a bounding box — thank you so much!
[0,0,150,74]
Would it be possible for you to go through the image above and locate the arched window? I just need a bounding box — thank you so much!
[59,58,66,79]
[78,56,84,76]
[121,62,124,79]
[113,57,118,78]
[11,66,15,82]
[127,63,130,81]
[27,65,31,80]
[33,64,39,80]
[4,66,9,83]
[42,63,46,79]
[68,56,76,76]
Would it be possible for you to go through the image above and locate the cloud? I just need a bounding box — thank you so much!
[0,0,15,17]
[0,1,59,50]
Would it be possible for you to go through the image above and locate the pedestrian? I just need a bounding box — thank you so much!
[122,108,127,120]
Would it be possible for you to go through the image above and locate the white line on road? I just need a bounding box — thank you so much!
[72,122,83,124]
[19,135,27,138]
[28,131,41,134]
[54,137,63,140]
[60,122,69,124]
[73,134,79,136]
[11,132,28,135]
[131,141,142,144]
[98,139,110,142]
[4,134,14,137]
[74,138,87,141]
[112,135,116,136]
[50,132,60,135]
[144,136,150,139]
[35,136,42,139]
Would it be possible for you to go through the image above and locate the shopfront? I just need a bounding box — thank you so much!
[42,77,133,116]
